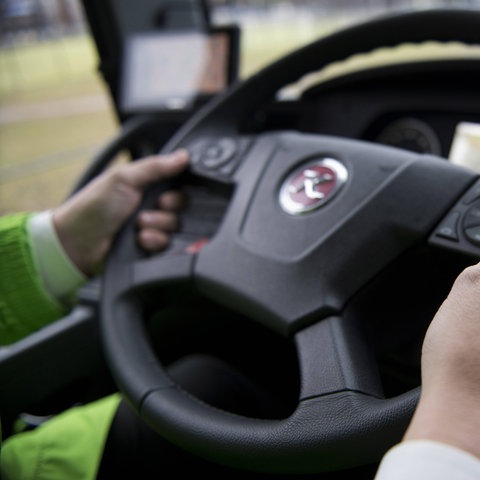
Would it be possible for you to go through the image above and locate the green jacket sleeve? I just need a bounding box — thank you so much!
[0,214,121,479]
[0,213,66,345]
[0,393,121,480]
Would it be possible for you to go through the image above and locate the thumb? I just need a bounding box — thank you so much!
[125,149,189,189]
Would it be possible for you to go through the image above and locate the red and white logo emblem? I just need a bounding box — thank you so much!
[279,158,347,214]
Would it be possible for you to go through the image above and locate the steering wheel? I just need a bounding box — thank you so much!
[101,8,480,474]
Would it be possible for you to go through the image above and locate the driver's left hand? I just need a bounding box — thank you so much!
[52,149,189,277]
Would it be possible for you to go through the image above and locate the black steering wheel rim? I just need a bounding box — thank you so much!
[101,8,480,473]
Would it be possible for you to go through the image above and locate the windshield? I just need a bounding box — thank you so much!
[1,0,479,214]
[209,0,480,78]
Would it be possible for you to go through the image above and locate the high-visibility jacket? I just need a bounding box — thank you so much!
[0,213,120,480]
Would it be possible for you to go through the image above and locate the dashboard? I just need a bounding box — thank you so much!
[254,58,480,163]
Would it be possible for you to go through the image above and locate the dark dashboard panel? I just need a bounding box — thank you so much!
[259,59,480,160]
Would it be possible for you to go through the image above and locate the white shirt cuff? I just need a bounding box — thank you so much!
[27,211,87,306]
[375,440,480,480]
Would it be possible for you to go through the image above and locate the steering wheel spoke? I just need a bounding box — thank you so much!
[131,254,194,291]
[295,315,384,401]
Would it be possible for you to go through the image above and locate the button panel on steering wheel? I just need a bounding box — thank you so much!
[159,171,233,258]
[431,178,480,256]
[188,136,250,180]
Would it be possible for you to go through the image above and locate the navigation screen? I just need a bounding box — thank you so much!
[120,29,237,112]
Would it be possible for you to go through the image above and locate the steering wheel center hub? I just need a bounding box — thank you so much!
[279,157,348,215]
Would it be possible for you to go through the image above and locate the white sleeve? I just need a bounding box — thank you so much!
[27,211,87,306]
[374,440,480,480]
